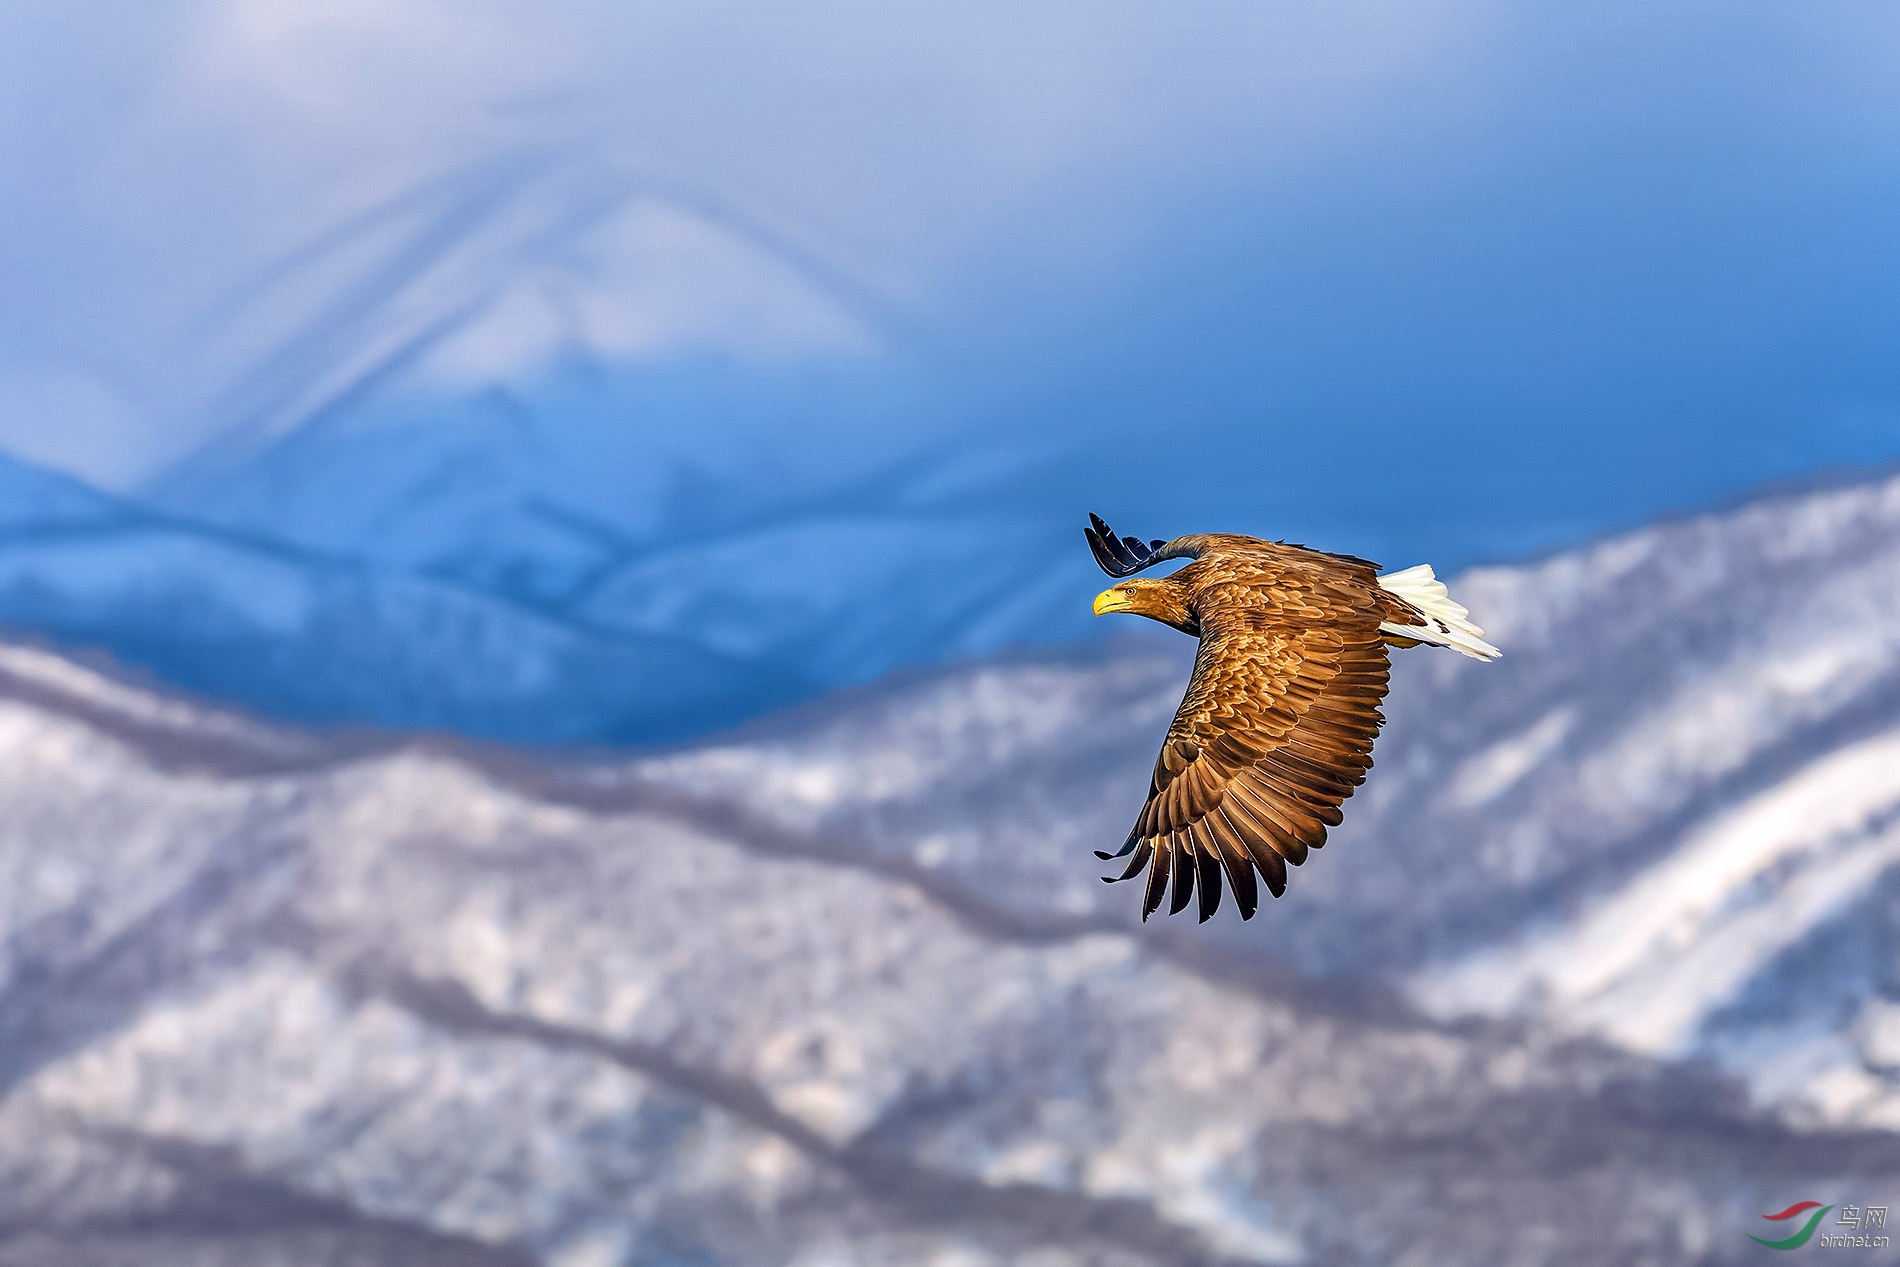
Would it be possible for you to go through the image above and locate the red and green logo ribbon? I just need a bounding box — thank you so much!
[1750,1202,1833,1250]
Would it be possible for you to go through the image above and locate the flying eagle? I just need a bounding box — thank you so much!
[1086,513,1499,923]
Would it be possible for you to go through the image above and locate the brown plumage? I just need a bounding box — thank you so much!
[1086,512,1498,922]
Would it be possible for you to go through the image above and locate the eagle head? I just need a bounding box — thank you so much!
[1092,577,1197,634]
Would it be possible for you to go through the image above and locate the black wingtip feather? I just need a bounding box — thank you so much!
[1142,841,1171,920]
[1195,848,1222,923]
[1168,845,1196,916]
[1103,841,1153,885]
[1215,831,1259,921]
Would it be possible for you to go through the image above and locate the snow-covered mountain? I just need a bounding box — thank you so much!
[0,631,1891,1267]
[652,466,1900,1132]
[0,133,1108,745]
[0,451,792,742]
[153,401,1098,691]
[3,467,1900,1263]
[0,439,1095,742]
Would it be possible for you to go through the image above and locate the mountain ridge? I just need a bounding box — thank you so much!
[1,621,1897,1264]
[0,454,1898,1261]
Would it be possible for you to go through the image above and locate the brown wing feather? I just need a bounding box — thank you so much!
[1106,543,1392,922]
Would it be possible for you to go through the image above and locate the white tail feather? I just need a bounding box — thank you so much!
[1376,564,1500,661]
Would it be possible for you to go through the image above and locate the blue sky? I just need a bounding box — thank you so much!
[3,2,1899,572]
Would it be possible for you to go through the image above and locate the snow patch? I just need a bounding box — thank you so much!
[1417,727,1900,1056]
[1441,707,1575,809]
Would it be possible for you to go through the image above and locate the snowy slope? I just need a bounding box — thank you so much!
[633,468,1900,1134]
[0,630,1891,1267]
[1386,471,1900,1128]
[5,436,1900,1195]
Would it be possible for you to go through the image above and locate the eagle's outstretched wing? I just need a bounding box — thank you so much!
[1102,559,1392,921]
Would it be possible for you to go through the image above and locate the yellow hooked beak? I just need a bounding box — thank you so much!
[1093,586,1134,616]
